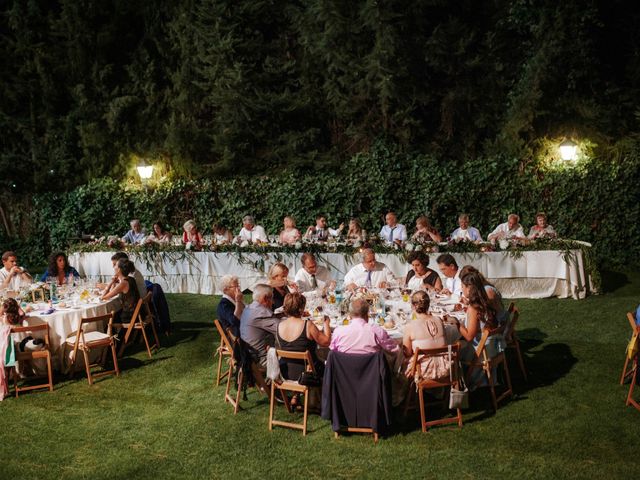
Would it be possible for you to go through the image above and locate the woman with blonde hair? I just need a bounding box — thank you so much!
[182,219,204,250]
[279,216,301,245]
[268,263,297,311]
[412,215,442,243]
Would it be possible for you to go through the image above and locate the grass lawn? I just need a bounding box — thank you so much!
[2,270,639,479]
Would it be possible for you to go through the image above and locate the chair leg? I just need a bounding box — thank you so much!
[268,382,276,431]
[627,357,640,411]
[418,387,427,432]
[12,366,19,398]
[234,371,243,414]
[302,389,309,436]
[503,356,514,399]
[215,349,223,386]
[149,320,161,350]
[82,349,93,386]
[139,325,153,358]
[46,354,53,392]
[621,356,631,385]
[111,343,120,377]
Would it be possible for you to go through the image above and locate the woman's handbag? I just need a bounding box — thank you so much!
[448,345,469,409]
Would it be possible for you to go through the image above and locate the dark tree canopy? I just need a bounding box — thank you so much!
[1,0,640,192]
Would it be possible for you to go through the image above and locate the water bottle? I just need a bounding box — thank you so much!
[49,280,58,303]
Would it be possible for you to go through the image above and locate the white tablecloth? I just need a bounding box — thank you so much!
[16,298,121,370]
[69,249,593,299]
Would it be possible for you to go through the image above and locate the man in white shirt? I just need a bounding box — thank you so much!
[121,219,146,244]
[237,215,268,244]
[304,215,343,241]
[450,214,482,242]
[343,248,395,290]
[487,214,525,241]
[0,251,32,290]
[436,253,462,297]
[294,253,335,292]
[379,211,407,245]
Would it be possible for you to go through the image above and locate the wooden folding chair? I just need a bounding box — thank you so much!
[406,343,463,432]
[216,322,244,413]
[268,350,315,436]
[213,319,234,387]
[65,312,120,386]
[465,328,513,412]
[10,324,54,397]
[115,293,159,358]
[620,312,638,385]
[504,304,527,382]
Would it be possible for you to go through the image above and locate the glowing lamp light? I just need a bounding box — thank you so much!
[136,161,154,180]
[559,139,578,161]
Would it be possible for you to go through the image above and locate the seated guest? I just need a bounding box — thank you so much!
[450,214,482,242]
[528,212,557,239]
[276,292,331,380]
[239,284,278,393]
[459,265,507,325]
[145,221,172,244]
[411,215,442,243]
[278,216,301,245]
[343,248,395,290]
[1,298,25,325]
[237,215,268,244]
[212,223,233,244]
[294,253,335,293]
[40,252,80,285]
[182,219,204,250]
[436,254,462,297]
[487,214,525,241]
[268,263,298,311]
[304,215,344,241]
[379,211,407,245]
[346,218,366,243]
[217,275,244,339]
[110,252,147,299]
[100,258,141,325]
[121,219,146,245]
[0,251,32,291]
[405,251,442,291]
[402,291,448,379]
[454,271,498,361]
[330,298,398,354]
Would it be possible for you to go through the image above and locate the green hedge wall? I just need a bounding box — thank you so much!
[2,142,639,269]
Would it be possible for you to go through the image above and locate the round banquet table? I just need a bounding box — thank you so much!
[14,297,121,370]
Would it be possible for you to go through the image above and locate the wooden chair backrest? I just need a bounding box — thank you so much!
[504,307,520,342]
[214,319,234,352]
[275,349,316,374]
[69,312,114,353]
[627,312,638,334]
[409,343,459,382]
[507,302,515,313]
[10,323,50,349]
[123,298,145,344]
[141,291,154,321]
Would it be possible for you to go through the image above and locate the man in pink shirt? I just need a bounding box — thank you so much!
[330,298,399,354]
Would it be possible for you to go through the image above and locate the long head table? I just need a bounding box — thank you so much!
[69,249,594,299]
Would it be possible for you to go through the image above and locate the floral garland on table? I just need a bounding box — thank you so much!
[67,237,600,291]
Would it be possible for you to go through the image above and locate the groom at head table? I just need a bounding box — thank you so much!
[304,214,344,241]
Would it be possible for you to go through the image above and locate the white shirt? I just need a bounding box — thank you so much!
[0,267,29,291]
[294,265,333,292]
[343,262,395,288]
[238,225,268,243]
[488,222,525,240]
[444,270,463,297]
[450,227,482,242]
[379,224,407,243]
[222,293,236,306]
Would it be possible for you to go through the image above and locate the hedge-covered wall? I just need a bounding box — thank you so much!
[2,142,638,269]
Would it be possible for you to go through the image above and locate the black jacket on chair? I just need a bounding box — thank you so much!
[321,350,392,435]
